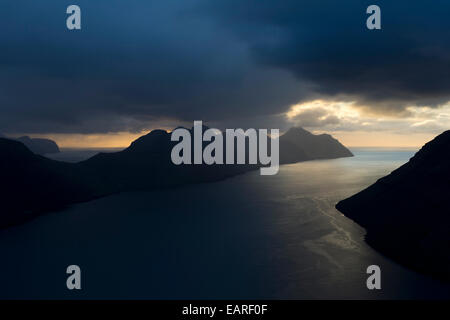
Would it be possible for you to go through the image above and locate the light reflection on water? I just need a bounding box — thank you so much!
[1,148,449,299]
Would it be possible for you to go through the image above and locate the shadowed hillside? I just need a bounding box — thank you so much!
[280,127,353,163]
[336,130,450,281]
[0,138,107,228]
[0,127,352,228]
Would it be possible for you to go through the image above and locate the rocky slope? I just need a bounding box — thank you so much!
[0,126,352,228]
[336,131,450,281]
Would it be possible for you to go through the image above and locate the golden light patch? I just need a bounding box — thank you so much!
[27,131,152,148]
[286,99,360,120]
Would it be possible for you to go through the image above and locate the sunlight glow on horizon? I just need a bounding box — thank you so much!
[28,131,152,148]
[27,129,439,149]
[15,99,450,149]
[285,99,450,147]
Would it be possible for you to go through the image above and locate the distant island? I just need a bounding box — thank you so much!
[0,135,60,155]
[0,126,352,228]
[280,127,353,163]
[16,136,60,155]
[336,130,450,281]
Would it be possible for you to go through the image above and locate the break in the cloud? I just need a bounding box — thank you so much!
[209,0,450,112]
[286,100,450,135]
[0,0,449,142]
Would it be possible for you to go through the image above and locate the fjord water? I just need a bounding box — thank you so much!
[1,148,450,299]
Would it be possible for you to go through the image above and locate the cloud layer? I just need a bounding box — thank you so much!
[1,1,450,135]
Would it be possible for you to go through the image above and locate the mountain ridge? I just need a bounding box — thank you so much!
[336,130,450,281]
[0,126,352,228]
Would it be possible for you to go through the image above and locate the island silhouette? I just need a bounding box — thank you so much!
[0,126,352,229]
[15,136,60,155]
[337,130,450,281]
[0,134,60,155]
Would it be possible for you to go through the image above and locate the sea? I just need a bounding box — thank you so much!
[1,147,450,299]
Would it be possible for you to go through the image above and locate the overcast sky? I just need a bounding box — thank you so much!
[1,0,449,146]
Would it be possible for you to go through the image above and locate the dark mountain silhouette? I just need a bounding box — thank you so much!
[336,130,450,281]
[0,126,352,228]
[79,126,352,190]
[79,128,259,192]
[0,138,109,228]
[279,127,353,163]
[16,136,60,155]
[0,134,60,155]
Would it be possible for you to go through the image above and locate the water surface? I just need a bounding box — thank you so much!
[1,148,449,299]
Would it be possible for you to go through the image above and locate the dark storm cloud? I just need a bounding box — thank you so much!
[0,0,306,133]
[207,0,450,112]
[1,0,449,134]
